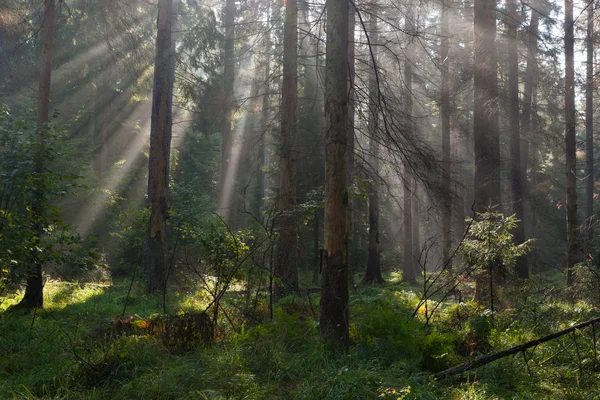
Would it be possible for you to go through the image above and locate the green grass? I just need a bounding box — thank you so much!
[1,274,599,399]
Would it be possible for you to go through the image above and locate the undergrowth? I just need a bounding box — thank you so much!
[1,275,599,399]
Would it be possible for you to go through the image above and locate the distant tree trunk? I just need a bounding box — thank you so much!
[100,59,110,172]
[451,109,466,247]
[18,0,55,309]
[313,211,320,285]
[521,9,539,272]
[320,0,349,347]
[412,182,421,274]
[364,13,383,285]
[402,9,416,284]
[507,0,527,278]
[440,2,452,267]
[145,0,177,293]
[219,0,235,220]
[261,1,272,212]
[275,0,299,296]
[530,88,540,273]
[565,0,578,286]
[473,0,500,212]
[346,3,356,284]
[403,174,415,283]
[585,3,594,255]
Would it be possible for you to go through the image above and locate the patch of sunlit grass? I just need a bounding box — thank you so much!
[44,280,106,310]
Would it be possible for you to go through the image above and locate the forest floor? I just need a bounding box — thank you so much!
[1,272,599,399]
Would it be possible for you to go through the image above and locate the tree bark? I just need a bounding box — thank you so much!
[320,0,349,347]
[507,0,527,278]
[145,0,177,293]
[18,0,55,309]
[261,0,272,213]
[313,211,320,285]
[364,13,383,285]
[275,0,299,296]
[219,0,236,221]
[473,0,500,212]
[585,3,594,255]
[402,9,416,284]
[100,59,110,173]
[440,2,452,267]
[565,0,578,286]
[412,181,421,275]
[346,2,356,283]
[403,174,415,283]
[521,9,539,273]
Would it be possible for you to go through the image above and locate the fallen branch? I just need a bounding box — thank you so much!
[433,315,600,380]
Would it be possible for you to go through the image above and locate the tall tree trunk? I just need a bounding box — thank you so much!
[412,181,421,274]
[402,9,416,284]
[521,9,539,272]
[565,0,578,286]
[145,0,177,293]
[313,211,320,284]
[346,3,356,283]
[364,13,383,284]
[473,0,500,212]
[261,0,272,213]
[100,59,110,173]
[440,2,452,267]
[403,174,415,283]
[451,109,466,247]
[530,87,540,273]
[18,0,55,309]
[275,0,299,296]
[320,0,349,347]
[507,0,527,278]
[219,0,235,220]
[585,3,594,255]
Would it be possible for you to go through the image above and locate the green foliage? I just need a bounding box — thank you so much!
[77,335,168,388]
[351,291,420,363]
[459,210,531,279]
[2,272,600,399]
[109,206,150,276]
[0,106,96,289]
[572,259,600,304]
[419,329,461,372]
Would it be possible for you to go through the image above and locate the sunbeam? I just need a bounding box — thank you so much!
[71,100,152,237]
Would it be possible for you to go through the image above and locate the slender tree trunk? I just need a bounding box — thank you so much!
[100,59,110,173]
[403,174,415,283]
[313,211,320,284]
[440,2,452,267]
[346,3,356,284]
[261,1,272,213]
[364,13,383,284]
[565,0,578,286]
[412,181,421,275]
[507,0,527,278]
[473,0,499,304]
[521,9,539,272]
[275,0,299,296]
[402,9,416,284]
[320,0,349,347]
[451,109,466,246]
[530,87,540,273]
[145,0,177,293]
[473,0,500,212]
[219,0,235,220]
[18,0,55,309]
[585,3,594,255]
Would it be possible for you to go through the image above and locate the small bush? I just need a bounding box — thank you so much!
[419,329,461,372]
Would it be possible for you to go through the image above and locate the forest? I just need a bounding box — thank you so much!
[1,0,600,398]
